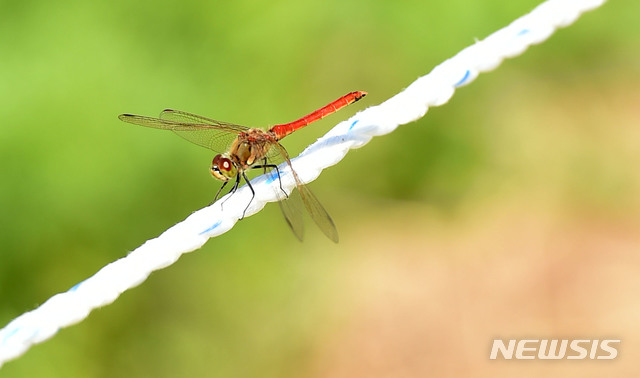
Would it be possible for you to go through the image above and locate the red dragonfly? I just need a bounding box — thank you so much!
[119,91,367,242]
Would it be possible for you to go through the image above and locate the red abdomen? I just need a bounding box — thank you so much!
[270,91,367,140]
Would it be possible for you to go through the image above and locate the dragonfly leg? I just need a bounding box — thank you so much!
[211,181,229,205]
[241,171,255,219]
[252,163,288,199]
[218,173,241,210]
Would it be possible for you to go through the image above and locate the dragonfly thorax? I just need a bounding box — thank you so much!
[211,154,237,182]
[231,129,277,168]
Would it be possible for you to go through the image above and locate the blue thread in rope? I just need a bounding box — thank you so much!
[199,220,223,235]
[1,329,18,345]
[455,70,471,87]
[265,169,290,184]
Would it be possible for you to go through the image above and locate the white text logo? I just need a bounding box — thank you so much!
[490,339,620,360]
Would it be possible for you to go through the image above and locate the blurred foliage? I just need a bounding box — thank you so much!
[1,0,638,377]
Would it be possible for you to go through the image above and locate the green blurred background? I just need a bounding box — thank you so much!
[1,0,639,376]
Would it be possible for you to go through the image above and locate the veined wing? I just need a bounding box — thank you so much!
[118,110,247,152]
[159,109,248,133]
[259,167,304,242]
[296,179,338,243]
[271,143,338,243]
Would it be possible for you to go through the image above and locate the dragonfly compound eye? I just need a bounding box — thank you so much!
[211,154,236,181]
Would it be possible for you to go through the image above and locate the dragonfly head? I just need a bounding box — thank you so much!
[211,154,237,182]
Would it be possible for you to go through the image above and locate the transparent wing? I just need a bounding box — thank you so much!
[270,143,338,243]
[118,110,247,152]
[272,172,305,242]
[255,162,304,241]
[278,196,304,241]
[159,109,248,133]
[296,181,338,243]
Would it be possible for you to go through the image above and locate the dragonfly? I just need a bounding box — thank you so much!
[119,91,367,242]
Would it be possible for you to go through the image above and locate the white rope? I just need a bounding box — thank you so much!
[0,0,606,367]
